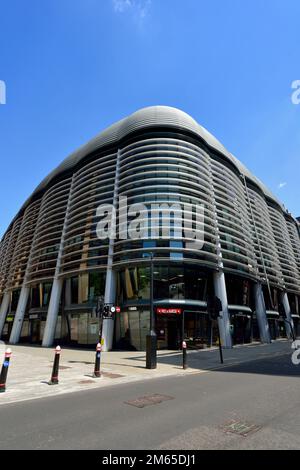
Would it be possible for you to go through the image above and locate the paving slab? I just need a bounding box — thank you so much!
[0,339,293,405]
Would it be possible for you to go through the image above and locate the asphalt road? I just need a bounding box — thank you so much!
[1,351,300,450]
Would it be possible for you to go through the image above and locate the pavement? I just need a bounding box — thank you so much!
[0,339,295,405]
[0,345,300,449]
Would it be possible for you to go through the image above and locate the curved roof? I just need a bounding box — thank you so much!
[14,105,287,223]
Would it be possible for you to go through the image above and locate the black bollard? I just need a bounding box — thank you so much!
[182,341,188,370]
[93,343,102,378]
[49,346,61,385]
[0,348,12,393]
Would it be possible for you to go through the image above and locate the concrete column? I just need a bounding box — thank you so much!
[102,150,121,352]
[213,270,232,348]
[9,287,30,344]
[42,176,74,348]
[281,291,294,339]
[42,279,63,347]
[0,292,11,337]
[254,282,271,343]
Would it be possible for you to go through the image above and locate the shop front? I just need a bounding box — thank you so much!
[266,311,286,340]
[114,302,214,351]
[156,308,182,350]
[67,311,100,346]
[115,264,214,351]
[228,306,253,345]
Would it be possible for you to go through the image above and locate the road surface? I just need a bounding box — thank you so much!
[0,351,300,449]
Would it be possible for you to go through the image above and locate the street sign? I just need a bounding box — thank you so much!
[157,308,182,315]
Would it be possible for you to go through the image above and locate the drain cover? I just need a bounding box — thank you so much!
[78,379,96,385]
[102,372,124,379]
[125,394,174,408]
[222,420,261,437]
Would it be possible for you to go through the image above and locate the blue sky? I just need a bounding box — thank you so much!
[0,0,300,237]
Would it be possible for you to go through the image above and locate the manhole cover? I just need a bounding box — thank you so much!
[222,420,261,437]
[102,372,124,379]
[78,379,96,385]
[125,394,174,408]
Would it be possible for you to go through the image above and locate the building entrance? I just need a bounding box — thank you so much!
[156,315,181,350]
[156,308,212,350]
[230,313,252,344]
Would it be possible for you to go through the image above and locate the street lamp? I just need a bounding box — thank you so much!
[146,252,157,369]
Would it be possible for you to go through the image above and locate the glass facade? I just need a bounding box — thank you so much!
[1,106,300,350]
[117,265,209,304]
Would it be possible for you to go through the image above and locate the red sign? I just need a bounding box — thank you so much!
[156,308,182,315]
[116,306,121,313]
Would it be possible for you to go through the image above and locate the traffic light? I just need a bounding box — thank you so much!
[103,305,111,317]
[102,305,121,318]
[207,296,222,320]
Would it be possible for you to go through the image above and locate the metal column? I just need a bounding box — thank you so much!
[254,282,271,343]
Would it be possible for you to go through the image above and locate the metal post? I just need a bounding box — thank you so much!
[48,346,61,385]
[93,343,102,378]
[182,310,188,368]
[96,296,104,344]
[0,348,12,393]
[217,327,224,364]
[146,252,157,369]
[182,340,187,370]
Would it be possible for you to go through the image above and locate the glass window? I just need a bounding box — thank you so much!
[128,311,140,350]
[42,283,52,307]
[11,289,21,311]
[118,265,211,303]
[31,285,41,308]
[88,272,106,302]
[226,274,251,307]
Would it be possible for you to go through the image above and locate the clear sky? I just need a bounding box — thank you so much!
[0,0,300,237]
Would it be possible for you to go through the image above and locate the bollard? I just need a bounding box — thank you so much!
[0,348,12,393]
[182,341,187,370]
[93,343,102,378]
[49,346,61,385]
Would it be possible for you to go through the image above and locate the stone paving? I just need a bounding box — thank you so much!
[0,339,293,405]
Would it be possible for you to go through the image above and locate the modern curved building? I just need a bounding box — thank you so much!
[0,106,300,351]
